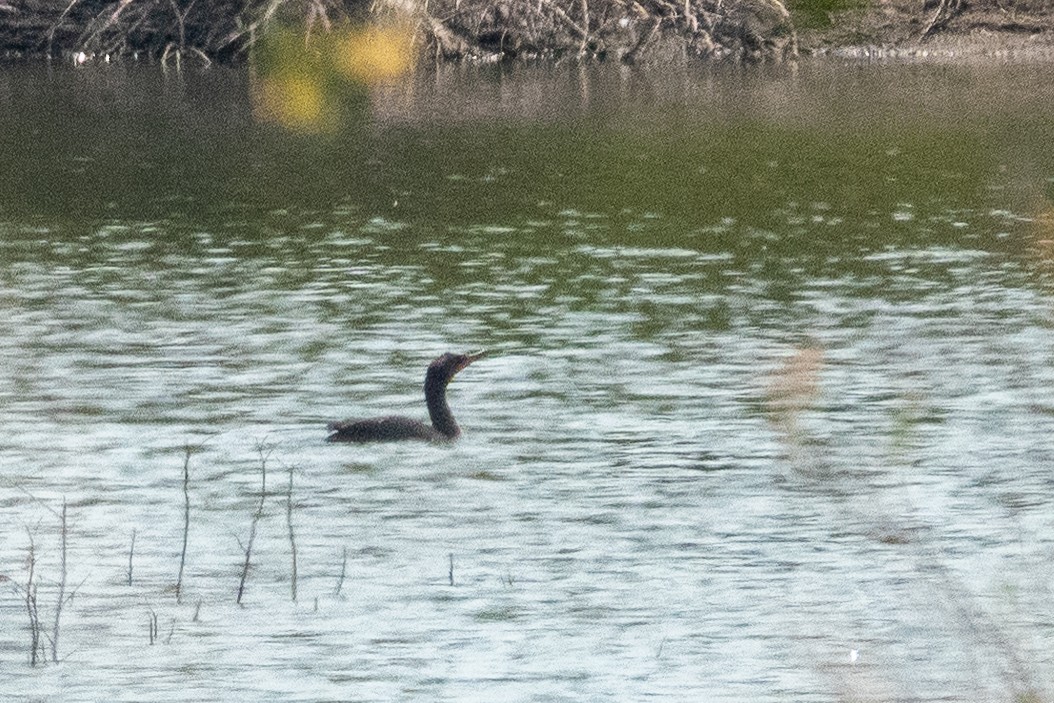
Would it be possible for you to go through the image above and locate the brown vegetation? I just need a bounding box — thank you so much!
[425,0,798,62]
[0,0,1050,65]
[798,0,1054,53]
[0,0,796,64]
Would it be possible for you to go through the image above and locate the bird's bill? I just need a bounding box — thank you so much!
[459,349,487,370]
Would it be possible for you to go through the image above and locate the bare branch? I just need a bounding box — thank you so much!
[51,499,68,663]
[237,444,270,605]
[176,444,192,603]
[285,464,299,603]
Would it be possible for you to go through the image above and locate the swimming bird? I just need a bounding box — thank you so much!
[326,350,486,443]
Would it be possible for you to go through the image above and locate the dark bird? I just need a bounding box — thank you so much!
[326,351,486,443]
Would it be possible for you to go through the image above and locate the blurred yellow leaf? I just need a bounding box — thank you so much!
[333,25,416,84]
[250,23,415,132]
[253,71,333,133]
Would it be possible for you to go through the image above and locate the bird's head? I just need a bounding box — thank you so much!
[428,350,486,381]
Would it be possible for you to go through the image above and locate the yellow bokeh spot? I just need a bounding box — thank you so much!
[250,22,415,132]
[253,72,332,133]
[334,25,415,84]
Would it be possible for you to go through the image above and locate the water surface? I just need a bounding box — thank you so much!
[1,60,1054,701]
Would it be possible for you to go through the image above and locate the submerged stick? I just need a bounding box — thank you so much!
[237,444,270,605]
[335,546,348,597]
[176,445,192,603]
[449,553,454,586]
[51,499,67,663]
[285,464,298,603]
[23,528,41,666]
[127,528,136,586]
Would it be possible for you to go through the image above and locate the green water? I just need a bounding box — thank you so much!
[1,60,1053,701]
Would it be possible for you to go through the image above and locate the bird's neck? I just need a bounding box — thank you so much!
[425,374,460,438]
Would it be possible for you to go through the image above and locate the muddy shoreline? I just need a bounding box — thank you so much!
[0,0,1051,65]
[799,0,1054,62]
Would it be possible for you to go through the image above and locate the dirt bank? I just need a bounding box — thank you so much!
[797,0,1054,58]
[0,0,1051,64]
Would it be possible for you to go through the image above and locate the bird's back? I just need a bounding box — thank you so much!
[326,415,446,443]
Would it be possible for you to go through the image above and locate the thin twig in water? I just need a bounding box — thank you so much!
[176,445,192,603]
[335,546,348,597]
[127,528,136,586]
[23,528,41,666]
[286,464,298,603]
[449,553,455,586]
[237,443,271,605]
[51,499,68,664]
[5,480,60,517]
